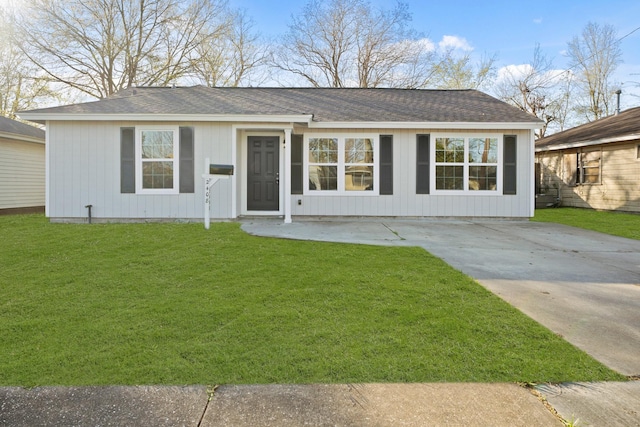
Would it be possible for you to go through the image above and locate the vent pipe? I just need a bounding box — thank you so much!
[615,89,622,115]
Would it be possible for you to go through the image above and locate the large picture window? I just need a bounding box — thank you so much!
[306,135,377,194]
[433,134,500,193]
[136,127,179,194]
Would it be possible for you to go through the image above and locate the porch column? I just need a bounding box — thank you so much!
[284,128,292,224]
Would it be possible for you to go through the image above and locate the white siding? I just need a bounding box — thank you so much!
[47,122,534,220]
[0,137,45,209]
[289,128,533,218]
[47,121,233,220]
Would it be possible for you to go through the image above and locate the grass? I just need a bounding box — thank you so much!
[0,215,624,386]
[532,207,640,240]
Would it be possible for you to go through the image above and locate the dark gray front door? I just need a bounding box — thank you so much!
[247,136,280,211]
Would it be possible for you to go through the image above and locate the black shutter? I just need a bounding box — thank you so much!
[503,135,517,195]
[416,134,430,194]
[179,127,195,193]
[120,127,135,193]
[291,134,303,195]
[379,135,393,195]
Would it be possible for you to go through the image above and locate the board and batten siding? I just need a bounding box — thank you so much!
[536,140,640,213]
[0,137,45,209]
[47,121,233,220]
[289,128,533,218]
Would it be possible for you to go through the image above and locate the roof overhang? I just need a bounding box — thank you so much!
[535,133,640,152]
[308,121,542,130]
[17,112,542,131]
[16,113,316,125]
[0,131,45,144]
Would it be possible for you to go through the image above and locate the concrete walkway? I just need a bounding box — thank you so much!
[2,218,639,426]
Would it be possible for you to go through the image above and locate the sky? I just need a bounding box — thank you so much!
[234,0,640,108]
[2,0,639,108]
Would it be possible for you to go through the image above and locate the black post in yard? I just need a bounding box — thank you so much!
[85,204,93,224]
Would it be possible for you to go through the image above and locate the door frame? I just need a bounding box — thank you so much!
[239,130,284,216]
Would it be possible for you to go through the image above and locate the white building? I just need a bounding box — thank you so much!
[19,87,541,222]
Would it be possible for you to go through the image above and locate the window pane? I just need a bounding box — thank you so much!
[309,165,337,190]
[435,137,464,163]
[345,165,373,191]
[345,138,374,164]
[142,161,173,189]
[142,130,174,159]
[435,165,463,190]
[469,138,498,163]
[309,138,338,163]
[469,166,497,190]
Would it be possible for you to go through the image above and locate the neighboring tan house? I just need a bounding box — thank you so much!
[19,86,542,223]
[0,116,46,214]
[535,106,640,212]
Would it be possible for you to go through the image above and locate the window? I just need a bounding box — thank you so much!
[433,134,499,193]
[136,127,179,194]
[306,135,377,193]
[576,149,601,185]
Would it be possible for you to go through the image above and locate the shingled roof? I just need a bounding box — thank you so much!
[0,116,45,141]
[20,86,542,126]
[536,106,640,151]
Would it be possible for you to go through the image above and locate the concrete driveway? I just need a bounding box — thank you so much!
[242,218,640,377]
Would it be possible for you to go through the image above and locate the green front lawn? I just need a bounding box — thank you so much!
[533,207,640,240]
[0,215,623,386]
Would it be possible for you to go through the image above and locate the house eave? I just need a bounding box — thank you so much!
[16,112,542,131]
[0,131,45,144]
[16,113,315,125]
[308,121,542,130]
[535,133,640,152]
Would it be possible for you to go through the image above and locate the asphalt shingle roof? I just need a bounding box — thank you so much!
[0,116,45,140]
[536,106,640,150]
[21,86,542,124]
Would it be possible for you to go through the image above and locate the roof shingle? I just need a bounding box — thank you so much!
[21,86,542,124]
[536,106,640,150]
[0,116,45,140]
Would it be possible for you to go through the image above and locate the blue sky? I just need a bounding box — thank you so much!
[234,0,640,105]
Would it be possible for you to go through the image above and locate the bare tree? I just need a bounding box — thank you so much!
[566,22,622,121]
[495,45,572,137]
[14,0,247,99]
[0,6,57,118]
[430,49,496,90]
[272,0,437,88]
[190,10,267,87]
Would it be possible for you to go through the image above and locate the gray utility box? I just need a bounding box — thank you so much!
[209,164,234,175]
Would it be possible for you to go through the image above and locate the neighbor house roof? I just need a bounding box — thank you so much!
[536,106,640,152]
[19,86,542,129]
[0,116,45,143]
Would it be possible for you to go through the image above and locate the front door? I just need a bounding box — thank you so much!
[247,136,280,211]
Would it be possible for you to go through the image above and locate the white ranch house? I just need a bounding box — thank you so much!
[19,86,542,223]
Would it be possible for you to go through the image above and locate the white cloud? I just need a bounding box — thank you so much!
[415,38,436,52]
[533,18,543,24]
[496,64,572,86]
[496,64,534,82]
[438,35,473,52]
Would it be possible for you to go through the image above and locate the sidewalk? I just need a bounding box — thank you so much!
[2,382,639,426]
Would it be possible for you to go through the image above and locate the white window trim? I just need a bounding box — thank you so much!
[135,125,180,195]
[303,133,379,195]
[430,133,502,195]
